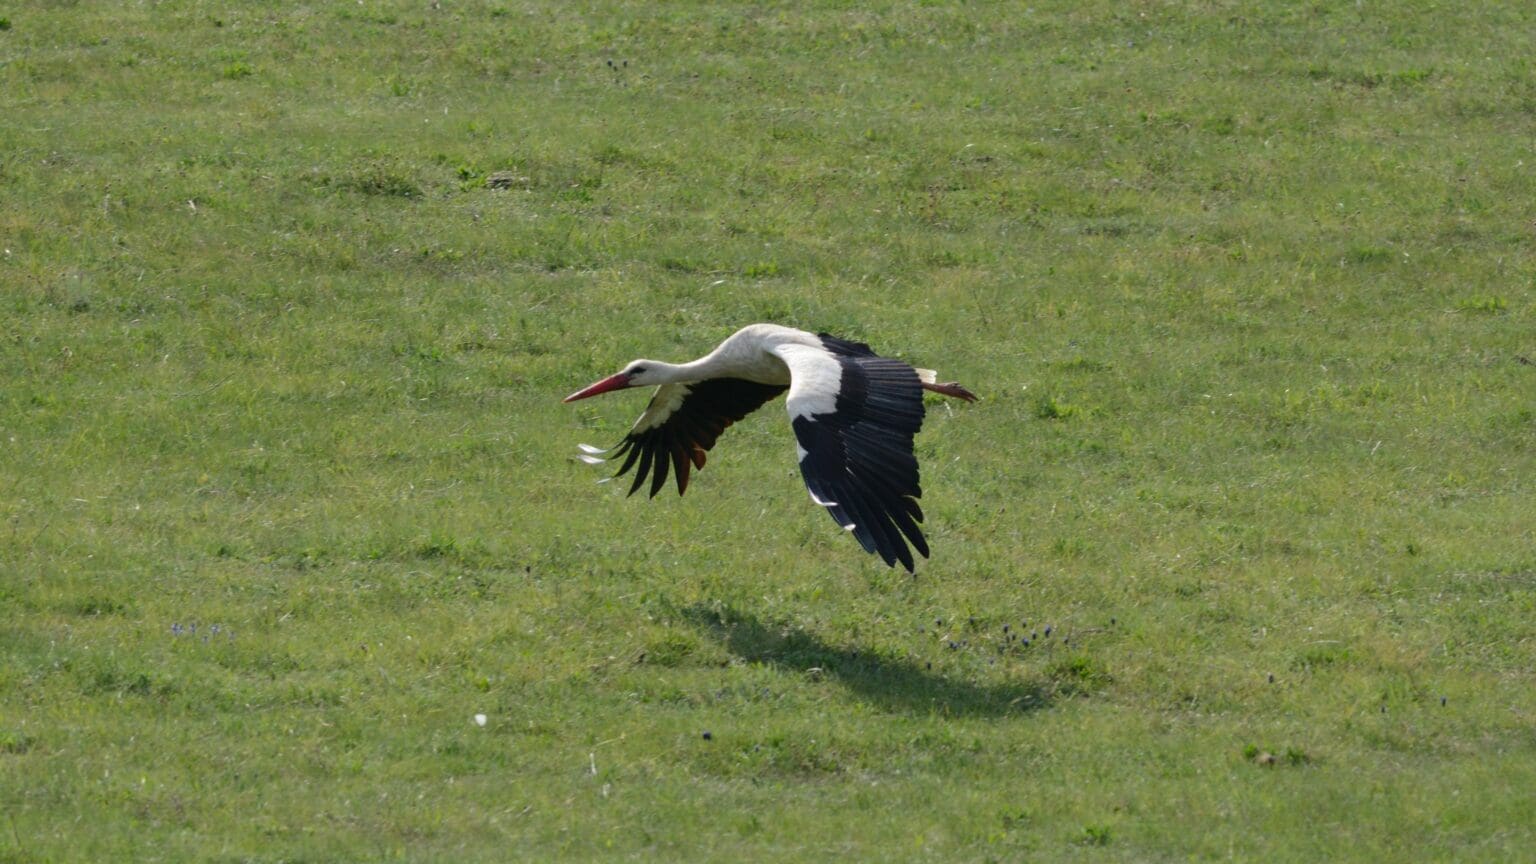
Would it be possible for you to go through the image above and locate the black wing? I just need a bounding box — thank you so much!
[597,378,788,498]
[816,332,877,358]
[790,346,929,572]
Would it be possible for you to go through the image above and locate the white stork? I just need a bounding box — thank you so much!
[564,323,976,572]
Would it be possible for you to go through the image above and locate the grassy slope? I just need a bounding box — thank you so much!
[2,1,1533,860]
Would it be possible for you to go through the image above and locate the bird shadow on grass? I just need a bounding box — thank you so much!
[681,603,1053,718]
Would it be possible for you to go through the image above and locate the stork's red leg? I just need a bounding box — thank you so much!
[922,381,978,402]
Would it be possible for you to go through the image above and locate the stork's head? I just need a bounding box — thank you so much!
[563,360,660,402]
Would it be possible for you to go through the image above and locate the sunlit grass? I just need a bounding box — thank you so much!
[2,1,1534,860]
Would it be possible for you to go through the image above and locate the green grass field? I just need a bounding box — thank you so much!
[3,1,1534,860]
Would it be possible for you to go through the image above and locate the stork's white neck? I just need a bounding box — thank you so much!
[629,324,819,388]
[639,359,710,385]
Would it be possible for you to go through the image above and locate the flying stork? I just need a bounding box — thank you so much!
[564,323,976,572]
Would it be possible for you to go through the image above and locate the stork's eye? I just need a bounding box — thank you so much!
[629,365,647,376]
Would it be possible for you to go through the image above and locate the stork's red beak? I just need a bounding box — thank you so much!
[563,373,633,402]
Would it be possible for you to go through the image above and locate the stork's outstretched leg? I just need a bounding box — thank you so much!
[912,367,977,402]
[922,381,978,402]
